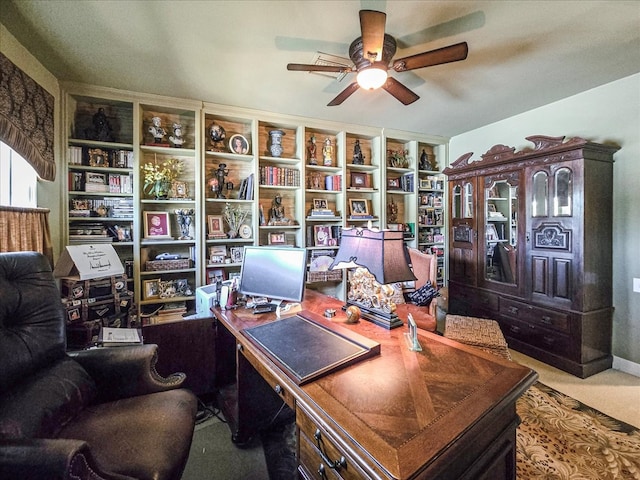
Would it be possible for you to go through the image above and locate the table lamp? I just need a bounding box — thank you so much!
[330,226,416,328]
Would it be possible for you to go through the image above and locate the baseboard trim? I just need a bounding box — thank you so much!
[612,356,640,378]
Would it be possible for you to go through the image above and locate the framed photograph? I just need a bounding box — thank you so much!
[313,198,328,210]
[229,134,250,155]
[143,211,172,239]
[349,198,369,216]
[230,246,244,263]
[143,279,160,299]
[350,172,367,188]
[206,268,226,284]
[268,232,286,245]
[88,148,108,167]
[314,225,332,246]
[207,215,224,237]
[387,177,401,189]
[85,171,106,184]
[419,179,432,189]
[208,245,227,264]
[170,181,188,198]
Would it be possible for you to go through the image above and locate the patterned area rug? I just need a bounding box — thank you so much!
[517,382,640,479]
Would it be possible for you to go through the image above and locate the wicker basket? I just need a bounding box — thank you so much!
[145,259,191,271]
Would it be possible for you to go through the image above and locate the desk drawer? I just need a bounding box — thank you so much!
[499,298,570,333]
[297,405,366,480]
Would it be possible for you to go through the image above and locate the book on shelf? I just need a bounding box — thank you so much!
[99,327,142,347]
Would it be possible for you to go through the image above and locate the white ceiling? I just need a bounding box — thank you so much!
[3,0,639,138]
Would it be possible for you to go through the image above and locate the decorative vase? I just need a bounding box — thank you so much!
[152,179,171,199]
[269,130,285,157]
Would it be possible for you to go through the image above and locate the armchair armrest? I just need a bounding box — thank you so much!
[0,438,131,480]
[69,344,186,403]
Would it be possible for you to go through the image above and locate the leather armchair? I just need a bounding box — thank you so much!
[0,252,198,480]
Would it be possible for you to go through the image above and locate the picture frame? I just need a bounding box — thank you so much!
[350,172,367,188]
[143,211,172,239]
[314,225,332,246]
[387,177,401,189]
[208,245,227,264]
[419,179,432,189]
[207,215,224,237]
[268,232,286,245]
[229,134,250,155]
[313,198,328,210]
[230,246,244,263]
[88,148,108,167]
[170,180,188,198]
[206,268,226,284]
[349,198,369,216]
[143,279,160,299]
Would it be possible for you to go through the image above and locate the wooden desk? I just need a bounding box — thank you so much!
[213,290,537,480]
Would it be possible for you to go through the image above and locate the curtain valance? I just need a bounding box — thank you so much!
[0,52,55,181]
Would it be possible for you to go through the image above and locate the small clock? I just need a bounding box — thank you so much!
[239,224,252,239]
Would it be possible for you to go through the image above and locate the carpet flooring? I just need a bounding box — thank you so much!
[183,382,640,480]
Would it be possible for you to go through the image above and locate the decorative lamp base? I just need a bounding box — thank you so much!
[343,301,403,329]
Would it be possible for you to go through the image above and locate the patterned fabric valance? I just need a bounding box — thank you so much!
[0,52,55,181]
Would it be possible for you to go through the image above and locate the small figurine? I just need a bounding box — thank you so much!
[322,137,333,166]
[148,116,166,143]
[211,163,231,199]
[268,194,289,225]
[175,208,194,240]
[169,123,184,148]
[85,107,113,142]
[353,139,364,165]
[307,135,317,165]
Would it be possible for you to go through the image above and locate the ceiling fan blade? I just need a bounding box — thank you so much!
[392,42,468,72]
[382,77,420,105]
[287,63,352,73]
[328,82,360,106]
[360,10,386,62]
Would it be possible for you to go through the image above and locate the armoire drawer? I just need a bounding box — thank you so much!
[500,317,571,357]
[499,298,570,333]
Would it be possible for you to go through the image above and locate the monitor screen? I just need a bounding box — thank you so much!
[238,246,307,303]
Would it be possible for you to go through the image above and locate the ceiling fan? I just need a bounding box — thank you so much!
[287,10,468,106]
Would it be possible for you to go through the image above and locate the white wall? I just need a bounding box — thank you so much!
[0,23,63,262]
[450,74,640,366]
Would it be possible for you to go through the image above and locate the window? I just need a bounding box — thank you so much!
[0,141,38,207]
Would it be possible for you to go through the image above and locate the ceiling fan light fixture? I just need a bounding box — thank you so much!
[356,66,388,90]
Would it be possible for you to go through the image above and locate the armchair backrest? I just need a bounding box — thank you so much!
[0,252,67,392]
[407,248,438,290]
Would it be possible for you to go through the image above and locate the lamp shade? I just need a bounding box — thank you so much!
[330,227,416,284]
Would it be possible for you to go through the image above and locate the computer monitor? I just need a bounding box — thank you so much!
[238,246,307,304]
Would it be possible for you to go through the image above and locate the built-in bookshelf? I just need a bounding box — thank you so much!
[62,84,449,319]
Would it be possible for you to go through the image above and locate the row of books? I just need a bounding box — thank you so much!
[69,197,133,218]
[69,146,134,169]
[69,171,133,194]
[259,166,300,187]
[324,174,342,191]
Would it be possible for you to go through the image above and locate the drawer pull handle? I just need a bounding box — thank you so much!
[543,336,555,345]
[274,385,283,395]
[317,463,327,479]
[508,306,519,315]
[510,325,521,334]
[314,429,347,471]
[540,315,552,325]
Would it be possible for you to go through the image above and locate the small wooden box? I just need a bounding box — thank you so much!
[145,259,191,271]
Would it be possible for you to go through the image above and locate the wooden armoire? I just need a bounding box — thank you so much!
[444,135,619,378]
